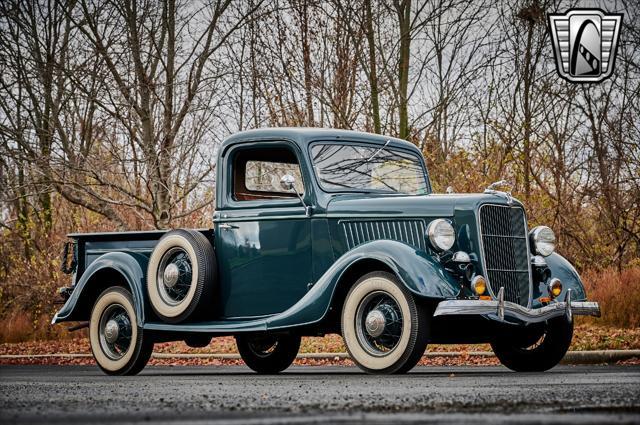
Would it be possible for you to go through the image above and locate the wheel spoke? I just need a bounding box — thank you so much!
[157,247,193,305]
[356,291,404,356]
[99,304,133,361]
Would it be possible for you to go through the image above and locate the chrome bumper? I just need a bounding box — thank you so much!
[433,288,600,324]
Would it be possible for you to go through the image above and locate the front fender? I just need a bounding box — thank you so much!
[52,251,148,325]
[266,240,460,329]
[545,253,587,301]
[359,240,461,299]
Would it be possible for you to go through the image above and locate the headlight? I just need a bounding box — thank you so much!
[530,225,556,257]
[427,219,455,251]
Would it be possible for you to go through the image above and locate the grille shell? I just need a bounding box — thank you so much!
[479,204,532,307]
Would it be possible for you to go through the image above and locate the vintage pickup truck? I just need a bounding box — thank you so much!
[53,128,600,375]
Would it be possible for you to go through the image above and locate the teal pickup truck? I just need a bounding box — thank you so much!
[53,128,600,375]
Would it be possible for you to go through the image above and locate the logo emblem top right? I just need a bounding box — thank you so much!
[548,9,623,83]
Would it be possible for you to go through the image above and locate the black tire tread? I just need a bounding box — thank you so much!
[236,334,301,374]
[394,301,431,374]
[186,229,217,322]
[491,316,573,372]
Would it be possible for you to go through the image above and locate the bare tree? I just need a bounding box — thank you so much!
[1,0,262,233]
[1,0,638,271]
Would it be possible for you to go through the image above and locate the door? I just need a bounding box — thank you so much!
[214,144,312,318]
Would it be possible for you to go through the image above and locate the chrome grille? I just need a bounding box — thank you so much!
[341,220,426,250]
[479,205,531,306]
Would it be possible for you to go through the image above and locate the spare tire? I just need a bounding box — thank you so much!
[147,229,216,323]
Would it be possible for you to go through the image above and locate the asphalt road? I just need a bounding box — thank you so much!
[1,365,639,424]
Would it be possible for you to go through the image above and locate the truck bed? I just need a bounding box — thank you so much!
[68,229,212,283]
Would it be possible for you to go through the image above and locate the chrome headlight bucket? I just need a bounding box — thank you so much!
[427,219,455,251]
[529,225,556,257]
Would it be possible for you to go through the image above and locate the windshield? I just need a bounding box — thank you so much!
[311,143,429,195]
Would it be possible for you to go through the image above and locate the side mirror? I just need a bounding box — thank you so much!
[280,174,296,191]
[279,174,311,217]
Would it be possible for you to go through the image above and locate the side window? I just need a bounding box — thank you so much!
[233,147,304,202]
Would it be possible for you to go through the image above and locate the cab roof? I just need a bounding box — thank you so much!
[220,127,420,155]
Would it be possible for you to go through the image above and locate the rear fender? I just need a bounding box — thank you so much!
[52,252,148,325]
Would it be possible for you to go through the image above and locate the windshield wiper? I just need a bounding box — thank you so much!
[365,139,391,163]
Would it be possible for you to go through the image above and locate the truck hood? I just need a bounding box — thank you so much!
[326,192,523,218]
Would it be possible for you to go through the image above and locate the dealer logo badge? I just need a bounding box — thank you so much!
[548,9,622,83]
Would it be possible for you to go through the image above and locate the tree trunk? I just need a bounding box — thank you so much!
[364,0,381,133]
[158,0,177,228]
[396,0,411,139]
[16,166,32,259]
[518,2,542,201]
[299,0,314,126]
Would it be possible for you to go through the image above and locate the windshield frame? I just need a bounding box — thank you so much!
[307,140,432,195]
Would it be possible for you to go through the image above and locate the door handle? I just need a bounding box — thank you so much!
[218,223,239,230]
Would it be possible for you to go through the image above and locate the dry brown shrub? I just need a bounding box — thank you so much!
[0,310,33,342]
[582,267,640,328]
[0,229,70,342]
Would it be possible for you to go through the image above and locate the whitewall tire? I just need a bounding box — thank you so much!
[147,229,216,323]
[341,272,430,374]
[89,287,153,375]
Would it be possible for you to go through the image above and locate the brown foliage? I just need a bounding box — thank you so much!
[582,267,640,328]
[0,228,69,342]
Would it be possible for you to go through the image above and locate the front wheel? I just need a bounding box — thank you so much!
[341,271,430,374]
[89,287,153,375]
[491,316,573,372]
[236,334,301,374]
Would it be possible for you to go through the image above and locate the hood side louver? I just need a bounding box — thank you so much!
[340,219,427,251]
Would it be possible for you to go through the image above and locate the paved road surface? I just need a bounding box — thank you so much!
[1,365,639,424]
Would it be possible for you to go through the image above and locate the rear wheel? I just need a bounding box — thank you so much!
[491,316,573,372]
[341,272,430,374]
[236,334,301,374]
[89,287,153,375]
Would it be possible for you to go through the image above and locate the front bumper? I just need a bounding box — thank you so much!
[433,289,600,324]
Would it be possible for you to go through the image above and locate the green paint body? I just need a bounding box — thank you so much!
[53,129,589,335]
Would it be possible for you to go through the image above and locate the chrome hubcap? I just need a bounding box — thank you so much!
[365,310,386,338]
[104,319,120,343]
[355,291,404,357]
[157,247,193,305]
[163,263,179,288]
[98,304,132,360]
